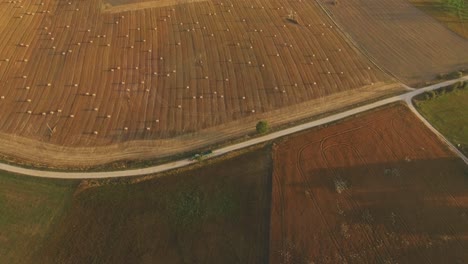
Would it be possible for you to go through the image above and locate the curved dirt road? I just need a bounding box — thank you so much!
[0,77,467,179]
[0,83,402,168]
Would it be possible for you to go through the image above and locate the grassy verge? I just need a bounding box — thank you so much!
[33,147,272,264]
[0,172,77,264]
[414,82,468,156]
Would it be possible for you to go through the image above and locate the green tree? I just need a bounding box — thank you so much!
[256,121,269,134]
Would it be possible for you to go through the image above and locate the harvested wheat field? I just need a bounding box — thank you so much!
[410,0,468,39]
[0,0,393,149]
[270,104,468,264]
[318,0,468,86]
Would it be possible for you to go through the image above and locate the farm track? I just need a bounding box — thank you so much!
[0,0,467,171]
[0,77,466,178]
[0,82,400,168]
[0,0,392,149]
[317,0,468,86]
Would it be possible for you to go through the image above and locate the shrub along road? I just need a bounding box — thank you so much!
[0,77,467,179]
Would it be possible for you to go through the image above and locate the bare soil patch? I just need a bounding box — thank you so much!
[318,0,468,86]
[270,104,468,263]
[410,0,468,39]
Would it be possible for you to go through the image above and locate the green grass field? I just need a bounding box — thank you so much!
[0,172,77,264]
[32,147,272,264]
[416,87,468,155]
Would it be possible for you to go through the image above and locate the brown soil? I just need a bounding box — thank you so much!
[410,0,468,39]
[0,0,392,150]
[270,104,468,263]
[318,0,468,86]
[34,147,272,264]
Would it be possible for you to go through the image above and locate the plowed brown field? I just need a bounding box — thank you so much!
[318,0,468,86]
[0,0,392,148]
[270,104,468,263]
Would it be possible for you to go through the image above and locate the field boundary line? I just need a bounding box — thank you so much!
[405,98,468,164]
[0,78,467,178]
[311,0,403,84]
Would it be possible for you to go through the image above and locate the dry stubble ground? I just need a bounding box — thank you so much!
[0,0,398,166]
[270,104,468,263]
[318,0,468,86]
[410,0,468,39]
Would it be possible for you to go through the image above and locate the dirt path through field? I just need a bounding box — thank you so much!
[0,77,467,178]
[0,83,402,168]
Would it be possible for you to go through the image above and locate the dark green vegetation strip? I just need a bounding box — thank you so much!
[34,148,272,264]
[415,83,468,155]
[0,172,77,264]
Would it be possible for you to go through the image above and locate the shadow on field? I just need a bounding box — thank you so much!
[33,147,273,264]
[273,156,468,264]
